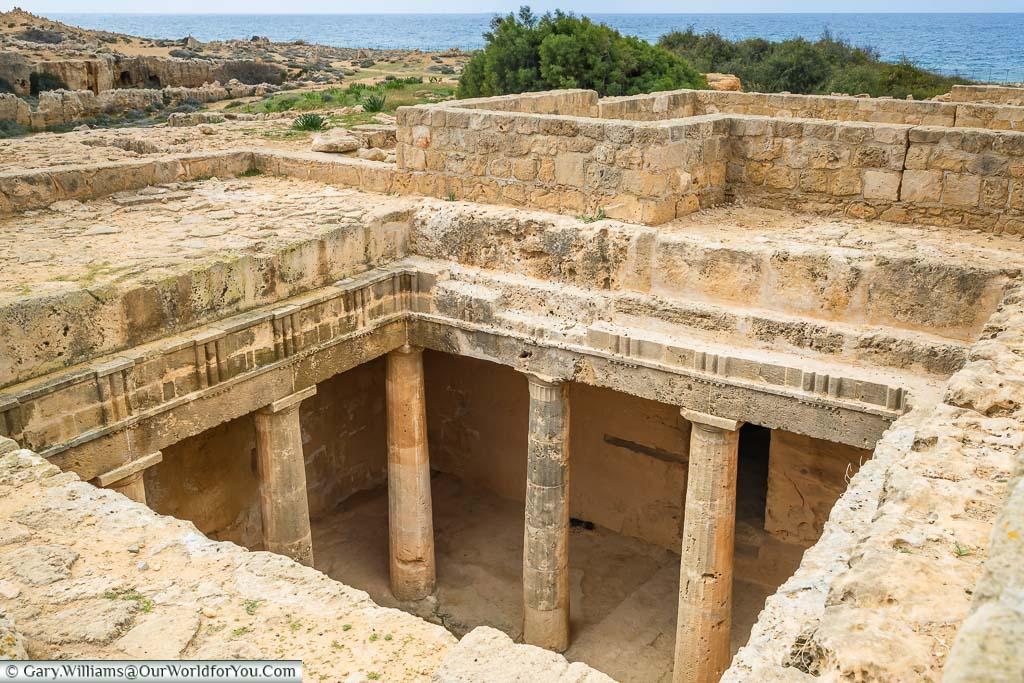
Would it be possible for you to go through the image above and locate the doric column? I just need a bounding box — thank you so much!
[94,450,163,505]
[673,409,743,683]
[386,344,436,600]
[523,374,571,652]
[255,386,316,566]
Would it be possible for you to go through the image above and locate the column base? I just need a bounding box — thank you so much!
[524,605,570,652]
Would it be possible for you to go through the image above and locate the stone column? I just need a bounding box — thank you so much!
[673,409,743,683]
[386,344,436,600]
[94,450,163,506]
[523,374,571,652]
[255,386,317,567]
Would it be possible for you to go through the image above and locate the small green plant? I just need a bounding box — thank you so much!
[289,620,302,631]
[243,599,263,615]
[577,208,607,223]
[342,624,352,631]
[238,168,263,178]
[292,113,327,131]
[231,626,251,638]
[361,91,387,113]
[384,633,393,641]
[103,588,154,613]
[445,191,457,202]
[953,542,973,558]
[367,673,380,681]
[369,633,379,642]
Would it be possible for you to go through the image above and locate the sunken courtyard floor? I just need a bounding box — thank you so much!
[311,472,804,683]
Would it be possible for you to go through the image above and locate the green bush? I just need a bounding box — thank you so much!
[458,6,705,98]
[292,113,327,131]
[658,28,966,98]
[361,91,387,113]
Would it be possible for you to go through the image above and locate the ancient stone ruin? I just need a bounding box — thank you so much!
[2,83,1024,682]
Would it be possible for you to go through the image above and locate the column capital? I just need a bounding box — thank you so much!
[526,373,568,402]
[681,408,742,433]
[260,385,317,415]
[391,343,424,357]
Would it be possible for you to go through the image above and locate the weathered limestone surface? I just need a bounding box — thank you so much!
[944,457,1024,682]
[0,444,456,678]
[764,431,870,546]
[434,626,614,683]
[1,441,616,678]
[723,282,1024,681]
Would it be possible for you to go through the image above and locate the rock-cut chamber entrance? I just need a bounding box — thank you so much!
[140,350,870,682]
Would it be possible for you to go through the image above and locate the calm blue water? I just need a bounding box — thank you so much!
[53,13,1024,83]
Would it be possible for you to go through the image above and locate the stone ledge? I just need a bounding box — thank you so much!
[433,626,613,683]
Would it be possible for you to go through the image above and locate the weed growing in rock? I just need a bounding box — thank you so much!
[103,588,154,613]
[577,208,607,223]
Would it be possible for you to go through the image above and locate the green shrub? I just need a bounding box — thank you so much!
[29,71,67,95]
[292,113,327,131]
[361,91,387,113]
[0,119,28,139]
[458,6,705,98]
[658,28,967,98]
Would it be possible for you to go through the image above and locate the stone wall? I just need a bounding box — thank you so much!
[727,116,1024,233]
[949,84,1024,106]
[397,104,729,223]
[396,89,1024,230]
[598,88,1024,130]
[764,430,870,546]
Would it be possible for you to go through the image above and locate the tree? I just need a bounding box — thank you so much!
[458,7,705,98]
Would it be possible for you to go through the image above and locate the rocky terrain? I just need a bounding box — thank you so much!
[0,7,470,94]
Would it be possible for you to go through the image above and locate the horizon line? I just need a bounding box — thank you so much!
[41,10,1024,15]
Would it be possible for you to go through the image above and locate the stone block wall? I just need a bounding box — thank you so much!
[397,103,729,223]
[726,116,911,220]
[899,125,1024,232]
[452,89,598,116]
[597,89,698,121]
[695,89,958,126]
[727,116,1024,233]
[950,84,1024,105]
[598,89,1024,130]
[395,89,1024,230]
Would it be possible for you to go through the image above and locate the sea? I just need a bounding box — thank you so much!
[53,13,1024,84]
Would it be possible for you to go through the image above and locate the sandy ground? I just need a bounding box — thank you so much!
[311,473,805,683]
